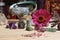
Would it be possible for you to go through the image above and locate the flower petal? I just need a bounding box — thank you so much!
[32,9,50,27]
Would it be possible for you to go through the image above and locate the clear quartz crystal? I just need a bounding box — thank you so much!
[27,20,32,27]
[0,13,8,25]
[27,14,32,27]
[26,14,33,31]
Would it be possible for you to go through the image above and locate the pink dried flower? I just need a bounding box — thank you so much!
[32,9,50,28]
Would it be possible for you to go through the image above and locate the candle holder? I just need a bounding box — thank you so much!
[9,1,37,30]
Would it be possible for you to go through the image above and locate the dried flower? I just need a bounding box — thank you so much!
[32,9,50,27]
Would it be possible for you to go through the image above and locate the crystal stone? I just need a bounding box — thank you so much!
[6,22,17,29]
[40,28,46,32]
[47,28,56,32]
[12,24,17,29]
[26,27,33,31]
[18,20,25,29]
[6,25,9,28]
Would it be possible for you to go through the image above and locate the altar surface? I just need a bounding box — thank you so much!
[0,24,60,40]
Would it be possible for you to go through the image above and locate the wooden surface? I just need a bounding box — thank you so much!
[0,24,60,40]
[0,19,60,40]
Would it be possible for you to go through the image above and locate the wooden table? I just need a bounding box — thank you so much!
[0,24,60,40]
[0,19,60,40]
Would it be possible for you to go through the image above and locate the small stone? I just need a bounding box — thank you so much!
[47,28,56,32]
[9,22,14,29]
[6,25,9,28]
[18,20,25,29]
[34,25,39,30]
[26,27,33,31]
[40,28,46,32]
[6,22,17,29]
[12,24,17,29]
[9,22,13,27]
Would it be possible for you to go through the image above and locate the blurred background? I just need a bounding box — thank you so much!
[0,0,60,19]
